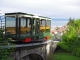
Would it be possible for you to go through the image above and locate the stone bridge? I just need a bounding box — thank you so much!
[9,40,59,60]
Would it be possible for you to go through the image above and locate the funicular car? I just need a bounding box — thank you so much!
[4,12,51,43]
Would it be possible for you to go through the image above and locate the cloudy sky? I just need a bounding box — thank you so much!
[0,0,80,26]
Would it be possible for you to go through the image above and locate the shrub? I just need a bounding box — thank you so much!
[0,29,15,60]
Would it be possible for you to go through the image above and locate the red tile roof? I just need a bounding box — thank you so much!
[51,26,67,34]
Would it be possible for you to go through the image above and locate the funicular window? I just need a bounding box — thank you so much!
[46,19,51,32]
[46,20,51,27]
[6,16,16,34]
[27,19,31,27]
[20,17,31,36]
[40,19,46,32]
[21,18,26,27]
[40,19,45,26]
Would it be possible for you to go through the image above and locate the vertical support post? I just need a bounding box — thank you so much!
[18,17,21,37]
[16,15,19,40]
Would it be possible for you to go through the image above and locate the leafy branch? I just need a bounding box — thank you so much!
[0,29,15,60]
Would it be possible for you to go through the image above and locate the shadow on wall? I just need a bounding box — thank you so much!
[22,53,44,60]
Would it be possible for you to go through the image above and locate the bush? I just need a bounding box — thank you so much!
[0,29,15,60]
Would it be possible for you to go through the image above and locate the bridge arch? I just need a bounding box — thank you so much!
[22,53,44,60]
[9,40,58,60]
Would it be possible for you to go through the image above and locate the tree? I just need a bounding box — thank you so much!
[58,19,80,57]
[67,17,74,26]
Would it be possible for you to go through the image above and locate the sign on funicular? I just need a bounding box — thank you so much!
[0,10,5,29]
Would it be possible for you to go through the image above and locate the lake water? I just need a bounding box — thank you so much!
[51,19,69,26]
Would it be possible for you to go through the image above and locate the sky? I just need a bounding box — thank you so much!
[0,0,80,26]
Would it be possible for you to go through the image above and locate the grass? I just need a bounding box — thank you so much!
[50,50,80,60]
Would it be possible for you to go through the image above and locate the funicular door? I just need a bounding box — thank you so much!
[19,16,32,42]
[32,18,40,41]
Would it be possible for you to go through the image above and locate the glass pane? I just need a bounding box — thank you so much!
[40,19,45,26]
[6,16,16,34]
[21,18,26,27]
[27,19,31,27]
[40,19,46,32]
[46,20,51,26]
[46,20,51,32]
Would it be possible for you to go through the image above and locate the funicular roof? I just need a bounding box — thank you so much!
[5,12,33,16]
[5,12,51,20]
[5,12,34,18]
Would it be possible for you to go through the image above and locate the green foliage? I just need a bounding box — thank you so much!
[50,33,53,40]
[0,48,14,60]
[0,29,15,60]
[58,19,80,57]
